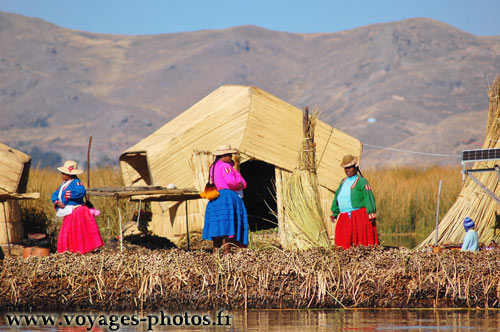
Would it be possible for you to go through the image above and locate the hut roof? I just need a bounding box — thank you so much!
[417,78,500,248]
[0,143,31,194]
[120,85,362,192]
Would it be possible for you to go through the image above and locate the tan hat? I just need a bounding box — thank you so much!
[212,144,237,156]
[340,154,358,168]
[57,160,84,175]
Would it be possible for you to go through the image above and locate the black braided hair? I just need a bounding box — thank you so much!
[356,165,364,178]
[208,155,224,183]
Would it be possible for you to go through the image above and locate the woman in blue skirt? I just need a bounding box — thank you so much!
[202,144,249,253]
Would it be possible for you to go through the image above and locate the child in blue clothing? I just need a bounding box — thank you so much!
[461,217,479,251]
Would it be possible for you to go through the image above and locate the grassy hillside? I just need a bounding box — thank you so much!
[1,11,497,166]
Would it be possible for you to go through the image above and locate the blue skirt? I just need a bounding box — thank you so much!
[202,189,249,245]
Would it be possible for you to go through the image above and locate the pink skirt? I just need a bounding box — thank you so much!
[57,205,104,254]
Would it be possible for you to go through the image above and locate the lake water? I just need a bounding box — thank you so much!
[2,309,499,331]
[381,234,420,249]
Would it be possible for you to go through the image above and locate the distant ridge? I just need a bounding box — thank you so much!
[1,11,499,166]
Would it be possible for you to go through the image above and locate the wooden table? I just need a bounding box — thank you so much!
[86,187,201,251]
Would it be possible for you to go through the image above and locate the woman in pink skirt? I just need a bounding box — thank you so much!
[51,160,104,254]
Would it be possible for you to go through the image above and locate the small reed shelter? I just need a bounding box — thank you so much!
[417,78,500,248]
[0,143,39,248]
[119,85,361,241]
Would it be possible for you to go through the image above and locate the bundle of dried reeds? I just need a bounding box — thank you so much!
[281,108,330,249]
[282,169,330,249]
[417,76,500,248]
[1,246,500,311]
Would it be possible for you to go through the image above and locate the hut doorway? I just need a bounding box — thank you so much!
[240,160,277,231]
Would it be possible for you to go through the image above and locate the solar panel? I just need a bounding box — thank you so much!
[462,148,500,162]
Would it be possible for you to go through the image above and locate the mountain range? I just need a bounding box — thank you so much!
[1,11,499,167]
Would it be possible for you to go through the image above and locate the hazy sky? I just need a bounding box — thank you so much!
[1,0,499,36]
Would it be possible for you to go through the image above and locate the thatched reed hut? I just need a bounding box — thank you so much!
[0,143,32,244]
[417,78,500,248]
[119,85,361,240]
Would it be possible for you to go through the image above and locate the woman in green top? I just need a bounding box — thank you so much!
[330,154,379,249]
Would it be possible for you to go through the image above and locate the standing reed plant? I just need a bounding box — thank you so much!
[365,166,462,246]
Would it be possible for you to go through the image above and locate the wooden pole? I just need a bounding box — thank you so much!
[185,201,190,251]
[302,106,310,169]
[136,198,142,228]
[467,173,500,205]
[309,109,316,169]
[116,197,123,252]
[302,106,316,171]
[2,202,11,255]
[302,106,309,137]
[87,136,92,189]
[434,180,442,246]
[86,136,92,206]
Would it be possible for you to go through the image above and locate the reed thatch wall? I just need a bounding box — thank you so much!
[417,78,500,248]
[0,201,22,244]
[120,85,361,240]
[0,143,32,244]
[0,142,31,194]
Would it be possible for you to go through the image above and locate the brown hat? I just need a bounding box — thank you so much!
[212,144,237,156]
[340,154,358,168]
[57,160,84,175]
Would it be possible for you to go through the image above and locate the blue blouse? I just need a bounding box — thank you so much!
[337,175,358,215]
[51,178,86,207]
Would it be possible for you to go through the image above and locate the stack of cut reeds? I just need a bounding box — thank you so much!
[281,108,330,249]
[417,76,500,249]
[2,246,500,311]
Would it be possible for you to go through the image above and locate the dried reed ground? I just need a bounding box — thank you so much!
[1,246,499,311]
